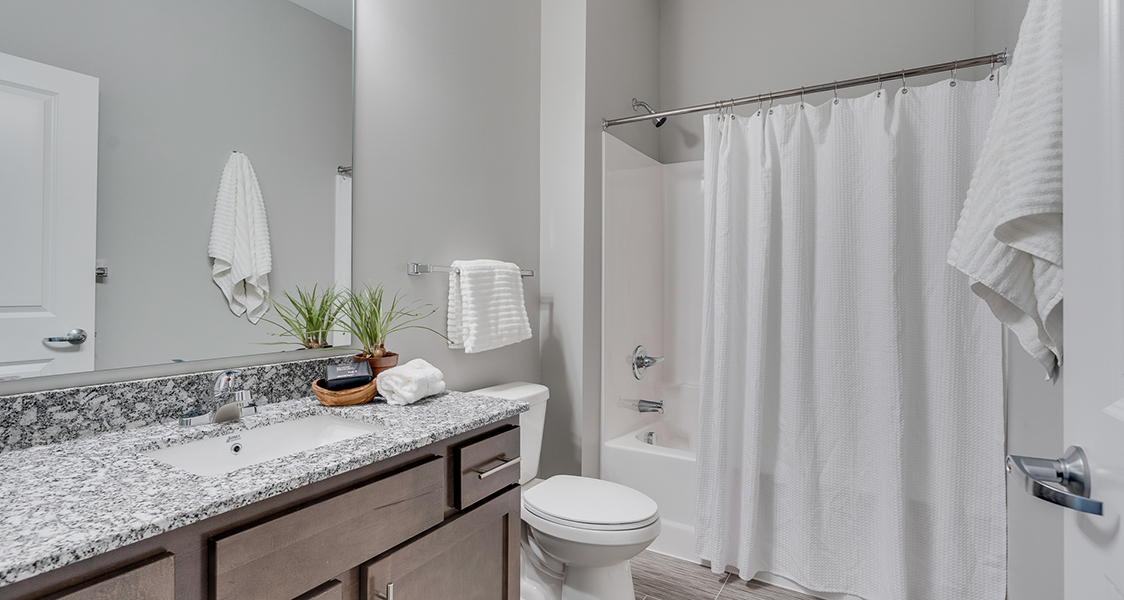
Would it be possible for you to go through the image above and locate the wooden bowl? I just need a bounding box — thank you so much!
[311,378,377,406]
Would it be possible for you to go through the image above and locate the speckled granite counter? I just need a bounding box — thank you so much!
[0,391,527,587]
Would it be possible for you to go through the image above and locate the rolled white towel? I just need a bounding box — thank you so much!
[376,359,446,406]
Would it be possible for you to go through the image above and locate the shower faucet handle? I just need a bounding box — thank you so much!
[631,345,664,380]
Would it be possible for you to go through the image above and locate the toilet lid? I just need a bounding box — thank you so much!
[522,475,659,531]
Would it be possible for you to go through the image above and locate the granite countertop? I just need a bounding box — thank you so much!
[0,391,528,587]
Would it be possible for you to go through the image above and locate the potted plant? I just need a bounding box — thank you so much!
[340,284,446,375]
[261,284,344,349]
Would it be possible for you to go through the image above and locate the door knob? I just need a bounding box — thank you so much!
[43,329,87,345]
[1007,446,1103,515]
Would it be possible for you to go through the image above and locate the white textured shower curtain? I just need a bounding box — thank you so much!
[696,77,1005,600]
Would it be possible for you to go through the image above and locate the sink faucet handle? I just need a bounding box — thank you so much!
[212,369,241,396]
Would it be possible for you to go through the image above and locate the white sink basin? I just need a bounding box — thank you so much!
[145,415,387,476]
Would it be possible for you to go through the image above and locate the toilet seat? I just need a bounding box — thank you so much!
[522,475,659,531]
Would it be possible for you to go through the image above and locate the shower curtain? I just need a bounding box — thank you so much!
[696,76,1005,600]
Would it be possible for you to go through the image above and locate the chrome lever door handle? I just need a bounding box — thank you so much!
[44,329,87,345]
[1007,446,1103,515]
[376,582,394,600]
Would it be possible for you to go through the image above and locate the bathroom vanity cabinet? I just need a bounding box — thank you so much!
[0,419,521,600]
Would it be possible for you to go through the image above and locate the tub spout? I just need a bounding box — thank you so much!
[637,399,664,414]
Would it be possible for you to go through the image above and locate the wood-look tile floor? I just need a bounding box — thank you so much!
[631,551,820,600]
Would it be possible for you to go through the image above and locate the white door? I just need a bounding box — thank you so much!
[0,52,98,380]
[1061,2,1124,597]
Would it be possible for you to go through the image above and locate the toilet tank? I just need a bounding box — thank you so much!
[468,382,549,485]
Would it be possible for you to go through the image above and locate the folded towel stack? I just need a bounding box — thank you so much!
[447,259,533,353]
[208,152,272,324]
[376,359,446,406]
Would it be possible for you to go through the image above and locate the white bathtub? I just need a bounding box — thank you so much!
[603,424,841,600]
[601,421,697,561]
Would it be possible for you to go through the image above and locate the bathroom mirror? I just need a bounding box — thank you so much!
[0,0,354,386]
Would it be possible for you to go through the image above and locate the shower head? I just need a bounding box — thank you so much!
[632,98,666,128]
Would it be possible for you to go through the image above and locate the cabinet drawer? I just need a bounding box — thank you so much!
[455,426,520,509]
[361,485,521,600]
[294,580,343,600]
[211,456,445,600]
[43,554,173,600]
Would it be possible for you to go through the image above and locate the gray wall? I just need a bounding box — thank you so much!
[352,0,541,392]
[582,0,662,476]
[0,0,353,370]
[657,0,977,163]
[538,0,661,478]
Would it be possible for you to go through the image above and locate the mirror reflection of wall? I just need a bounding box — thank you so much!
[0,0,353,377]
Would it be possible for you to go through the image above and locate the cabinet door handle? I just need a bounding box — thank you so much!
[475,455,521,480]
[376,582,394,600]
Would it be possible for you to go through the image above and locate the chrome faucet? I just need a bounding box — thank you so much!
[178,369,258,427]
[637,399,664,414]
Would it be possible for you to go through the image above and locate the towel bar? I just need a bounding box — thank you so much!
[407,262,534,278]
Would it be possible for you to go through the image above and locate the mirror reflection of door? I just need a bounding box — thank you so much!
[0,52,98,380]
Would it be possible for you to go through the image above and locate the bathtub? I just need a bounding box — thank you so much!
[601,421,697,561]
[603,423,842,600]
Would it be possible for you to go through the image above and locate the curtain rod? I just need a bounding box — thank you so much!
[602,51,1008,129]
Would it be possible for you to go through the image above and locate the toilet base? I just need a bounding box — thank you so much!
[560,560,636,600]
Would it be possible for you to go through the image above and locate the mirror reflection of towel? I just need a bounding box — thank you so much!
[208,152,272,323]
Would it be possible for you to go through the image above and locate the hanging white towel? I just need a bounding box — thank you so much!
[208,152,272,323]
[948,0,1063,379]
[377,358,446,405]
[447,260,532,353]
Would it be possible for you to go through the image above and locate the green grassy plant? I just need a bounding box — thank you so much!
[261,284,344,349]
[340,284,446,358]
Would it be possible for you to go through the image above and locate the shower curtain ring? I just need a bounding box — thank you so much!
[950,61,958,87]
[900,70,908,94]
[876,74,883,97]
[800,86,805,108]
[833,81,839,105]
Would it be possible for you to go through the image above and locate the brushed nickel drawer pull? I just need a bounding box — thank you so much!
[476,455,521,480]
[376,582,394,600]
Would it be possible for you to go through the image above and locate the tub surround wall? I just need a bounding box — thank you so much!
[0,355,351,453]
[601,139,703,448]
[601,134,666,443]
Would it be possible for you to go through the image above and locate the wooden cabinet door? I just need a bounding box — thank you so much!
[361,486,520,600]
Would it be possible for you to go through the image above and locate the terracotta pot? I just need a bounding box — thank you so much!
[353,352,399,377]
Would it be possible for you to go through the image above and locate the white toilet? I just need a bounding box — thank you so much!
[469,383,661,600]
